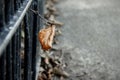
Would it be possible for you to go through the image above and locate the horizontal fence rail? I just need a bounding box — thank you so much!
[0,0,43,80]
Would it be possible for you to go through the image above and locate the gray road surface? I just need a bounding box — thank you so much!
[55,0,120,80]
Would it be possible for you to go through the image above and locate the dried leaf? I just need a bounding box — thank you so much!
[53,20,63,26]
[55,29,62,36]
[45,57,49,64]
[51,0,59,3]
[38,25,55,50]
[45,0,54,8]
[53,67,69,78]
[47,6,57,13]
[38,72,47,80]
[49,15,55,21]
[49,15,64,26]
[44,12,51,19]
[48,68,54,79]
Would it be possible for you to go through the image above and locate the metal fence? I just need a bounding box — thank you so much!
[0,0,43,80]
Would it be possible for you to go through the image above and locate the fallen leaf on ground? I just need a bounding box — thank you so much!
[53,67,69,78]
[38,25,55,50]
[49,15,64,26]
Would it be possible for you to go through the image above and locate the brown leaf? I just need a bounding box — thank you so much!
[53,67,69,78]
[55,29,62,36]
[47,6,57,13]
[51,0,59,3]
[49,15,64,26]
[53,20,64,26]
[37,72,47,80]
[38,25,55,50]
[48,68,54,80]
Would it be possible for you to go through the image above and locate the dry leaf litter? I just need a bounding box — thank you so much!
[37,0,69,80]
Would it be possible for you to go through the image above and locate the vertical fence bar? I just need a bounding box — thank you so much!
[4,0,11,23]
[18,25,22,80]
[38,0,44,29]
[14,0,17,12]
[0,0,44,80]
[0,0,5,30]
[0,51,6,80]
[6,41,12,80]
[16,0,21,9]
[12,34,17,80]
[35,0,44,79]
[21,0,23,3]
[16,28,20,80]
[32,1,38,79]
[11,0,14,15]
[24,15,32,80]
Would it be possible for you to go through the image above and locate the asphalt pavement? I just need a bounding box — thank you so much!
[55,0,120,80]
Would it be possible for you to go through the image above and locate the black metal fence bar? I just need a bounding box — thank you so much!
[0,0,32,55]
[6,42,12,80]
[12,34,17,80]
[0,51,6,80]
[0,0,5,29]
[17,26,21,80]
[24,14,32,80]
[32,1,38,80]
[0,0,43,80]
